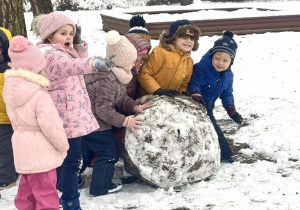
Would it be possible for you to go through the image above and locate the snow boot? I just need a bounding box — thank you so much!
[61,193,82,210]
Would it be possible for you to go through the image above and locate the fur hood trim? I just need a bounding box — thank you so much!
[159,25,200,52]
[32,14,46,37]
[4,69,50,87]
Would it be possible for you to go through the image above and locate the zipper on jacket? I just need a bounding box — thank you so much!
[207,78,221,109]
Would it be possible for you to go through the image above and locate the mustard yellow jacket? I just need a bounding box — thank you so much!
[137,43,193,96]
[0,27,12,124]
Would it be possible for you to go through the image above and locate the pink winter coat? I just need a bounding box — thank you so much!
[37,43,99,138]
[3,69,69,174]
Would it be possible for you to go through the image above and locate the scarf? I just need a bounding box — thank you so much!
[112,66,133,85]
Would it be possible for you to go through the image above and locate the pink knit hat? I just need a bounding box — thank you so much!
[106,30,137,67]
[32,12,76,42]
[8,36,47,73]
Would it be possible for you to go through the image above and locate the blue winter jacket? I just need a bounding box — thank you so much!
[188,49,235,110]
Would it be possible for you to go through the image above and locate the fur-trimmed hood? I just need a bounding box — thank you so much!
[159,24,200,52]
[3,69,49,108]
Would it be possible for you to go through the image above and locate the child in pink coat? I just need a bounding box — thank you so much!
[3,36,69,210]
[32,12,115,209]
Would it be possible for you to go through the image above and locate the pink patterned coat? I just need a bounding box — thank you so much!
[3,69,69,174]
[37,43,99,138]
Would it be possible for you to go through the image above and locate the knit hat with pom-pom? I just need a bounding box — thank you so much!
[8,36,47,73]
[32,12,76,42]
[128,15,151,41]
[210,30,238,64]
[106,30,137,67]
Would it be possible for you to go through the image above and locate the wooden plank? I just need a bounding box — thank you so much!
[125,7,279,15]
[100,10,300,39]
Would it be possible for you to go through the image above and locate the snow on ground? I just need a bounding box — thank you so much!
[1,0,300,209]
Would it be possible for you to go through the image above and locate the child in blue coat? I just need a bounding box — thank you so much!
[188,30,243,163]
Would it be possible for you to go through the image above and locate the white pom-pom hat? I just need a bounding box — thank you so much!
[106,30,137,67]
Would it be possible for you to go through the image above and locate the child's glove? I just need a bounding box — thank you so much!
[153,88,179,97]
[133,101,153,114]
[225,104,243,125]
[73,25,82,44]
[191,91,206,106]
[123,116,143,133]
[181,91,192,96]
[94,55,116,71]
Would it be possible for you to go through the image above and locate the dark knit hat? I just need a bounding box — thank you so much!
[128,15,151,42]
[210,30,238,63]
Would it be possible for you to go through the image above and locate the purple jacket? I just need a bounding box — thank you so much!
[84,69,137,131]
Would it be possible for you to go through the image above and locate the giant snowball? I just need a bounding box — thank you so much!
[123,95,220,189]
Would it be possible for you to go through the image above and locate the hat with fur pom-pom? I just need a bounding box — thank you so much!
[106,30,137,67]
[8,36,46,73]
[128,15,151,41]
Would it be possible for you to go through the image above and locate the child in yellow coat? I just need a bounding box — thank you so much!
[137,19,200,97]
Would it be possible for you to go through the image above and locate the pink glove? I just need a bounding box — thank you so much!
[123,116,143,133]
[133,101,153,114]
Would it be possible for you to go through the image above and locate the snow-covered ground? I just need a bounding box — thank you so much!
[1,0,300,209]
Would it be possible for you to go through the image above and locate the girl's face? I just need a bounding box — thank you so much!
[174,37,194,53]
[212,51,232,72]
[47,25,74,50]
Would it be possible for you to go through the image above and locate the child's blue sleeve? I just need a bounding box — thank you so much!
[220,81,234,106]
[188,63,204,93]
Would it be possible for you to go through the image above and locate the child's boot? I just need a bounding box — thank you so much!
[61,193,82,210]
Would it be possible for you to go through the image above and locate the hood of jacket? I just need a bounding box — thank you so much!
[3,69,50,108]
[0,28,11,65]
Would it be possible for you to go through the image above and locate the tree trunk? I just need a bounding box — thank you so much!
[0,0,27,37]
[29,0,53,17]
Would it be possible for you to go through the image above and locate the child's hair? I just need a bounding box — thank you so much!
[32,12,76,42]
[210,30,238,64]
[160,19,201,51]
[8,36,47,74]
[136,53,149,64]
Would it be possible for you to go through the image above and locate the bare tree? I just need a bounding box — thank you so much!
[29,0,53,17]
[0,0,27,37]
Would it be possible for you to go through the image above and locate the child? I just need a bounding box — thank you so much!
[124,33,151,100]
[137,19,200,97]
[188,30,243,163]
[0,27,18,190]
[112,33,152,170]
[81,30,152,196]
[32,12,114,209]
[3,35,69,210]
[85,33,152,170]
